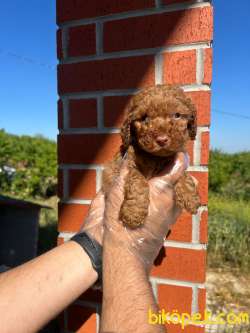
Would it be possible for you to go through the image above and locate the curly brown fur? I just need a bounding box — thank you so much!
[102,84,201,228]
[174,172,200,214]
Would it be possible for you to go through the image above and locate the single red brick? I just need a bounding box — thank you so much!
[58,202,90,232]
[199,210,208,244]
[168,211,192,242]
[158,284,192,314]
[67,305,97,332]
[189,172,208,205]
[69,169,96,199]
[198,288,206,319]
[56,29,63,60]
[69,99,97,128]
[58,99,63,129]
[200,132,210,165]
[58,134,121,164]
[185,91,211,126]
[103,95,132,127]
[104,7,213,52]
[203,48,213,84]
[151,247,206,283]
[57,168,63,198]
[163,50,196,85]
[57,0,155,23]
[58,111,63,130]
[68,24,96,57]
[57,55,155,94]
[79,288,102,303]
[166,323,205,333]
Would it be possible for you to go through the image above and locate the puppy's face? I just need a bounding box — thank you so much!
[132,101,192,156]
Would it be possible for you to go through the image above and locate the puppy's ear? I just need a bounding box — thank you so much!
[120,98,147,149]
[187,104,197,140]
[120,113,133,149]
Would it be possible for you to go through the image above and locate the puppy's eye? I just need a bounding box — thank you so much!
[174,113,181,119]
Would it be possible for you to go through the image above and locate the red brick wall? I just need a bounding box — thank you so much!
[57,1,213,331]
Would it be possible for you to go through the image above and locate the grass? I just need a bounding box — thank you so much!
[208,193,250,272]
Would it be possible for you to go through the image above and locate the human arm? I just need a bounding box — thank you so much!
[0,241,97,333]
[0,191,105,333]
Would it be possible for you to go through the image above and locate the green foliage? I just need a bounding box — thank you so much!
[209,149,250,200]
[208,194,250,272]
[0,129,57,199]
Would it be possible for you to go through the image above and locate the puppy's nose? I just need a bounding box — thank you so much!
[156,135,169,146]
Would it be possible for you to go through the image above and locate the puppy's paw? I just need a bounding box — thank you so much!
[119,199,148,229]
[174,173,201,215]
[183,192,200,214]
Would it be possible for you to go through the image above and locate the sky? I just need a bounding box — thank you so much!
[0,1,249,153]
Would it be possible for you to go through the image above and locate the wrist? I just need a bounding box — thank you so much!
[103,229,148,275]
[67,240,98,284]
[70,232,103,287]
[81,222,104,246]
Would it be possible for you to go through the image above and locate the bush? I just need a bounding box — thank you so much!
[209,150,250,201]
[0,129,57,199]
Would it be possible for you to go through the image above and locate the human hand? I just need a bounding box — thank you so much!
[104,152,189,271]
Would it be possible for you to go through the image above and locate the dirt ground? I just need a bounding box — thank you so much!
[206,267,250,314]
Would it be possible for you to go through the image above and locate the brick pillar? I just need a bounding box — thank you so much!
[57,1,213,332]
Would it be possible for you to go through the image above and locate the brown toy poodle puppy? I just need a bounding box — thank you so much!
[102,84,200,229]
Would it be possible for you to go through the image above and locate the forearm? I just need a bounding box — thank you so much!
[100,233,165,333]
[0,241,97,333]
